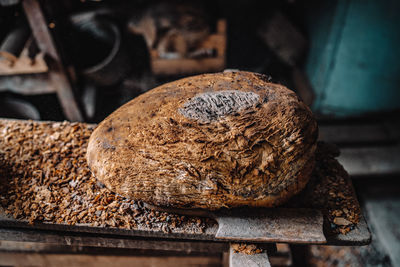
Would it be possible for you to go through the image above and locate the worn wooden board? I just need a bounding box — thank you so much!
[319,123,398,145]
[364,191,400,265]
[0,251,222,267]
[0,227,227,254]
[338,146,400,177]
[0,198,369,246]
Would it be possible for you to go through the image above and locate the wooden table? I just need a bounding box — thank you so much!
[0,119,372,266]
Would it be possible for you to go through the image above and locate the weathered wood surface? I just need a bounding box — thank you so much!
[363,187,400,266]
[151,19,226,76]
[0,227,228,253]
[0,50,48,76]
[22,0,83,121]
[338,146,400,176]
[0,252,222,267]
[318,120,400,176]
[319,123,399,145]
[0,73,55,94]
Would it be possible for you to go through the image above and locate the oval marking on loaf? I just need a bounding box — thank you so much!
[179,90,262,123]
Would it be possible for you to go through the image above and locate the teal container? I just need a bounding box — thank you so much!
[305,0,400,117]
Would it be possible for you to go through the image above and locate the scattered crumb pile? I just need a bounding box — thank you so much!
[231,243,263,255]
[0,119,360,236]
[287,142,361,235]
[0,120,209,234]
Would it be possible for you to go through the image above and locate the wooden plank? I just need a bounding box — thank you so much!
[0,239,222,257]
[257,11,307,66]
[0,252,221,267]
[0,227,228,254]
[152,57,225,76]
[200,34,226,58]
[0,35,48,75]
[356,180,400,266]
[151,19,226,76]
[0,240,97,253]
[318,123,397,145]
[229,245,270,267]
[22,0,83,121]
[338,146,400,176]
[364,196,400,266]
[318,120,400,177]
[292,68,314,106]
[0,53,48,75]
[269,243,292,266]
[0,73,56,94]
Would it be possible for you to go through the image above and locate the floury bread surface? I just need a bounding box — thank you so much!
[87,71,318,210]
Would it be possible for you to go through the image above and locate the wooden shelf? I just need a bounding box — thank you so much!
[151,19,226,76]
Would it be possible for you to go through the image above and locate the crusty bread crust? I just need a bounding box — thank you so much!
[87,71,318,210]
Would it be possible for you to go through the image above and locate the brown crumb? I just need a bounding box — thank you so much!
[0,120,361,237]
[0,120,210,235]
[231,243,263,255]
[287,142,361,235]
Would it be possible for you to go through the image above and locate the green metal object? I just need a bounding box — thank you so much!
[306,0,400,117]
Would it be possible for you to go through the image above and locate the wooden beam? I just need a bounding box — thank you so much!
[0,228,228,254]
[319,123,399,145]
[0,73,55,94]
[0,252,222,267]
[338,145,400,176]
[22,0,83,121]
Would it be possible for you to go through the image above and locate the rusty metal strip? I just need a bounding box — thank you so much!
[215,208,326,244]
[142,204,326,244]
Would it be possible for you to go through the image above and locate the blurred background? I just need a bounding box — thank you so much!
[0,0,399,266]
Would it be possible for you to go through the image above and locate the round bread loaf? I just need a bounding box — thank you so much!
[87,71,318,210]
